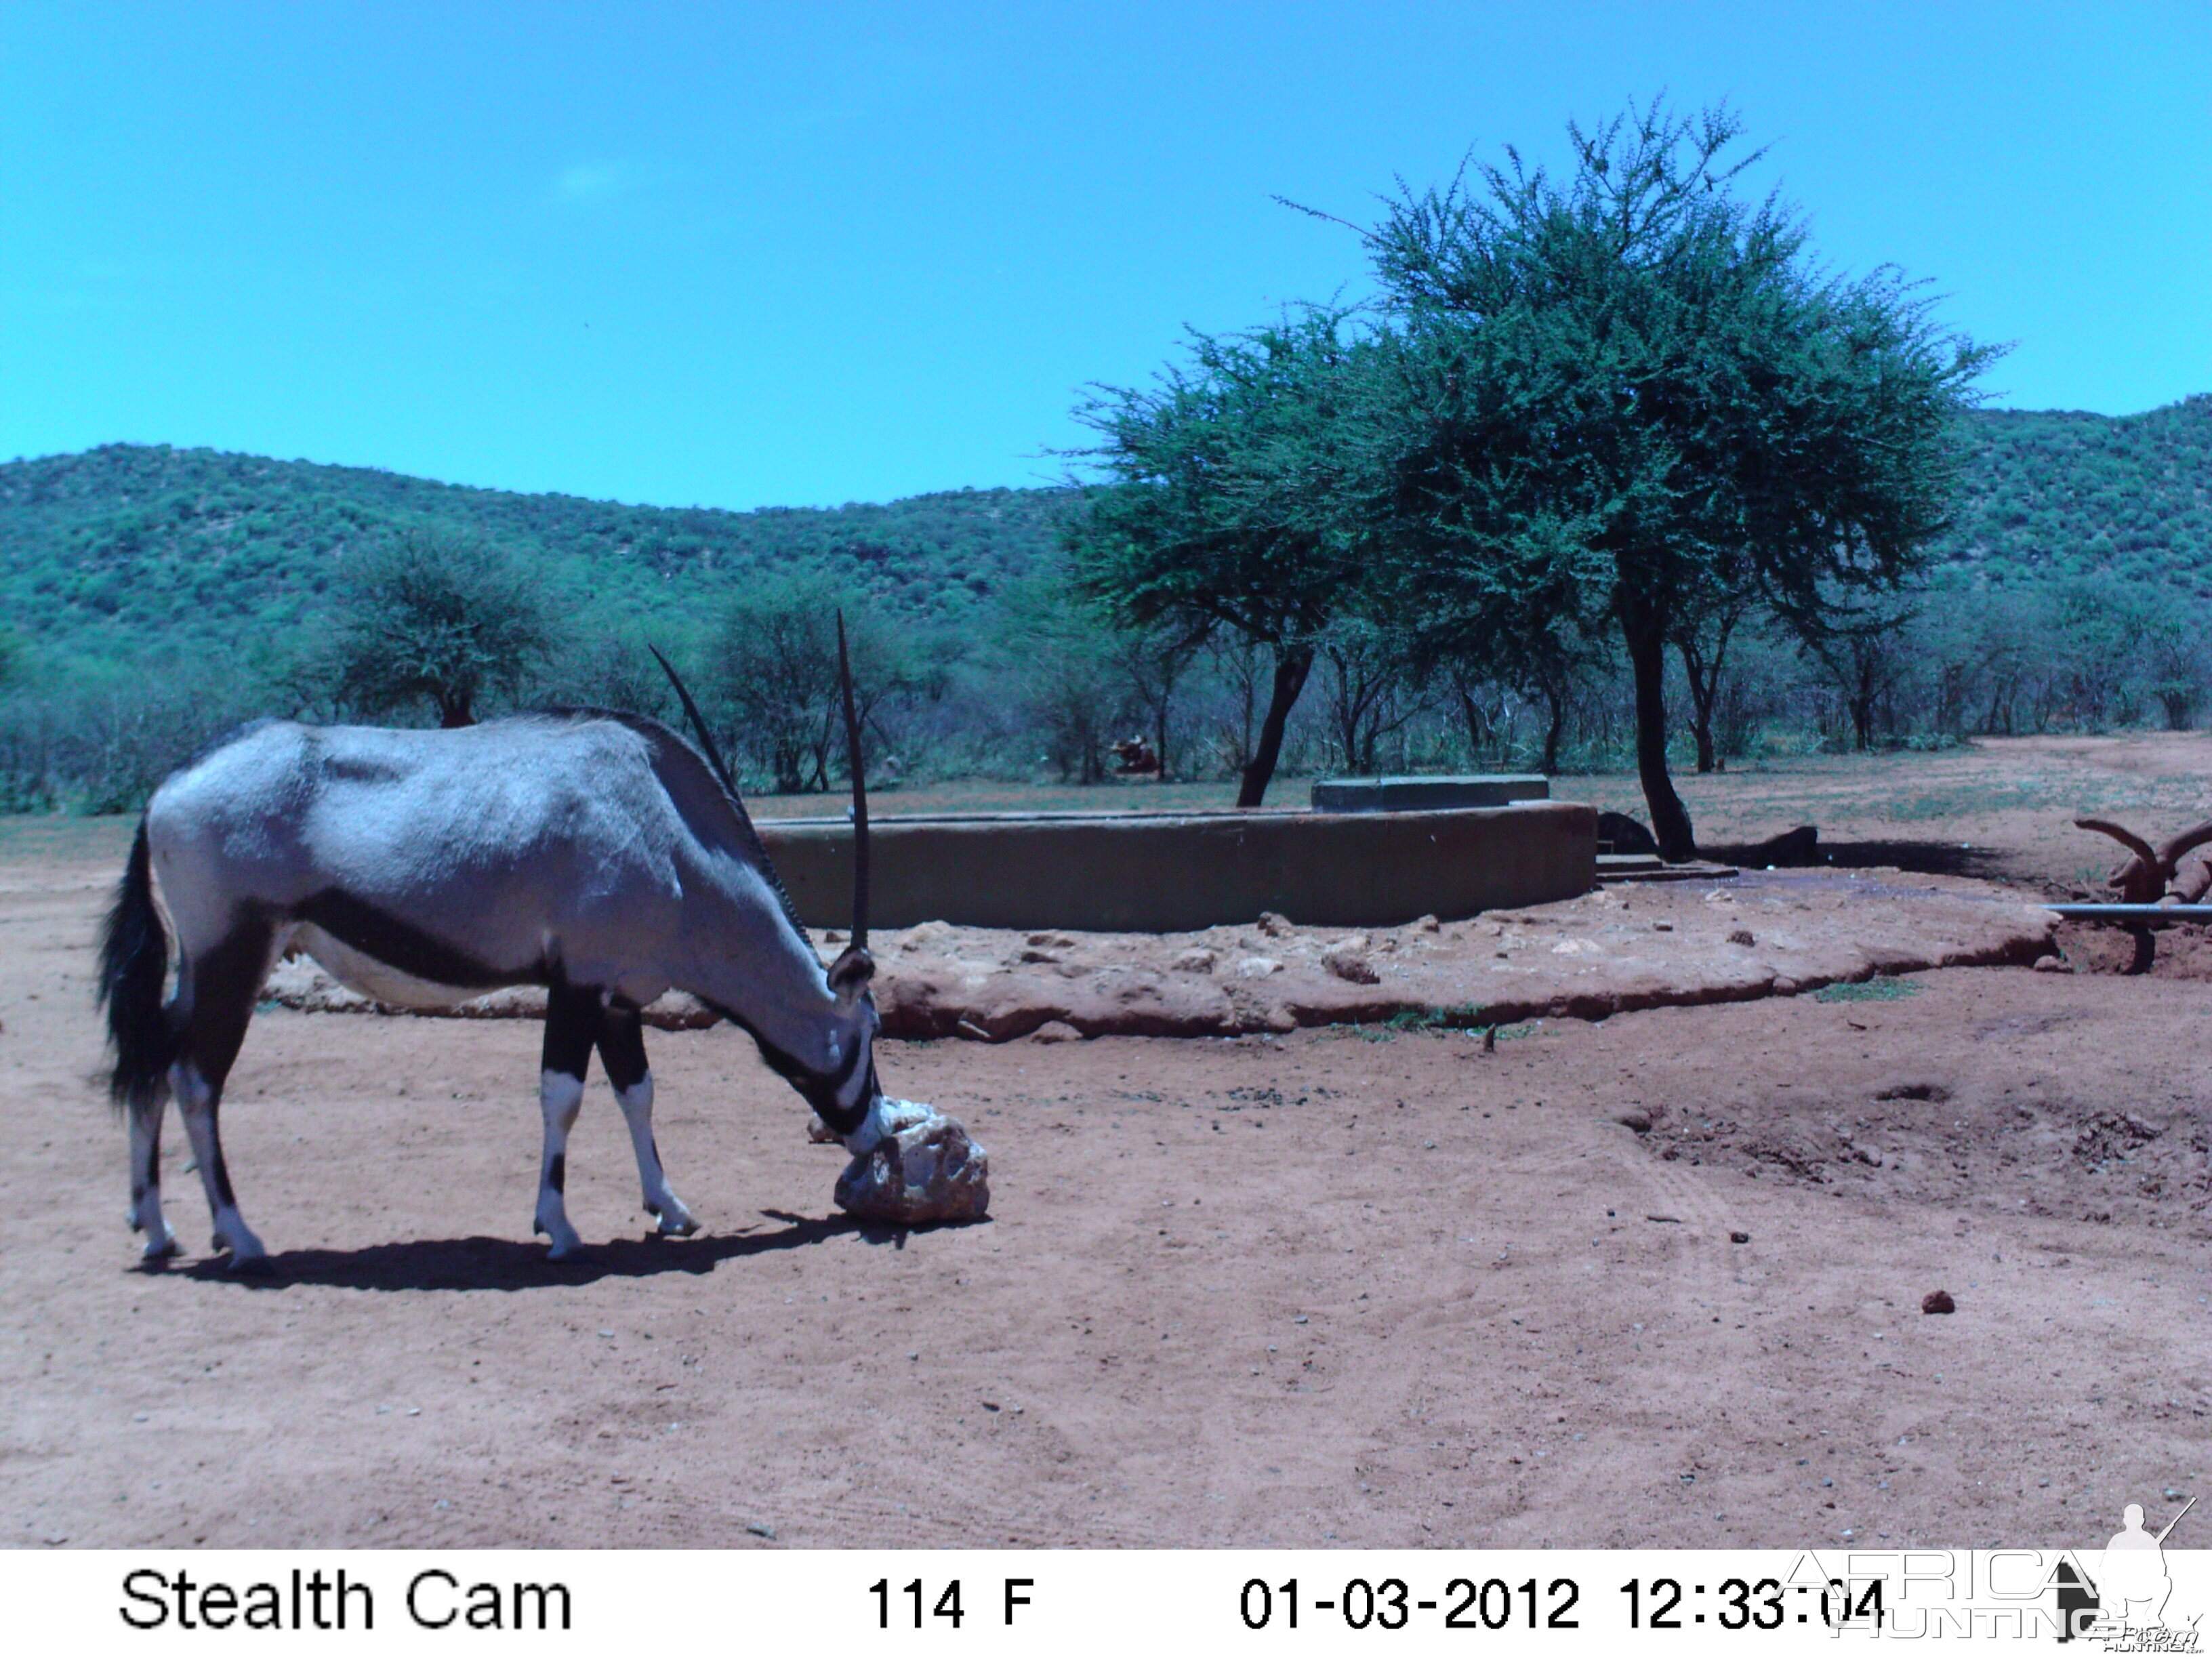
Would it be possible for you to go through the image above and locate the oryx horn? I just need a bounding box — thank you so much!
[836,611,869,950]
[649,644,739,797]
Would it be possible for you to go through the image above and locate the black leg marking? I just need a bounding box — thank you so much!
[533,981,600,1260]
[125,1086,178,1256]
[596,1007,650,1094]
[541,981,600,1081]
[179,917,275,1093]
[173,917,274,1259]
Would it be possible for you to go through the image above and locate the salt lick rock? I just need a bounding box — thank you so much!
[834,1099,991,1226]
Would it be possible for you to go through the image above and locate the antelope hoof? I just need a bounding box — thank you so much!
[649,1197,699,1236]
[213,1216,268,1267]
[140,1232,180,1263]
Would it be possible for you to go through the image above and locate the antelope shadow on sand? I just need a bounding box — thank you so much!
[159,1210,932,1292]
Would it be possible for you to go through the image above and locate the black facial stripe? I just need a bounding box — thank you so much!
[823,1030,866,1097]
[295,888,529,991]
[700,998,874,1134]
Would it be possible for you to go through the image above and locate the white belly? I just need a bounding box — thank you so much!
[292,922,502,1010]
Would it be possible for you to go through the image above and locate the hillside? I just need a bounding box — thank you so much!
[0,445,1074,676]
[1940,394,2212,593]
[3,395,2208,678]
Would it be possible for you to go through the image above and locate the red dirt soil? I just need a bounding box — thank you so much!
[3,815,2206,1551]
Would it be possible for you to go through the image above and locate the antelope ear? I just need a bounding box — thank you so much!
[827,944,876,996]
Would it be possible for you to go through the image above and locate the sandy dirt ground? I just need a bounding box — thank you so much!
[1553,730,2212,897]
[3,743,2209,1552]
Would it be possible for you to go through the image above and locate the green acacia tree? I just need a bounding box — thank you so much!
[708,575,922,793]
[1063,306,1384,806]
[330,535,553,726]
[1361,100,1994,856]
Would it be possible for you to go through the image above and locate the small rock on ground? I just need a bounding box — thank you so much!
[1322,945,1380,985]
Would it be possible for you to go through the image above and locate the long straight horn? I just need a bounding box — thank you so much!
[649,644,739,796]
[836,611,869,950]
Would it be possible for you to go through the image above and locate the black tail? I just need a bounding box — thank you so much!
[97,821,175,1115]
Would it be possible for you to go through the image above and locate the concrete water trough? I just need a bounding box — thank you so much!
[757,800,1596,934]
[1309,774,1550,812]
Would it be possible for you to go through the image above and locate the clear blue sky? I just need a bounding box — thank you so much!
[3,2,2206,511]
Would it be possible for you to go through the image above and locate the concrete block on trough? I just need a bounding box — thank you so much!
[1310,775,1549,812]
[758,801,1596,933]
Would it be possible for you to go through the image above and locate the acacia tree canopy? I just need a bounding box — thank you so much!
[1364,100,1995,856]
[1063,306,1384,806]
[330,535,553,727]
[710,575,923,793]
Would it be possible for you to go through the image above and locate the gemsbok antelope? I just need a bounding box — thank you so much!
[98,633,895,1267]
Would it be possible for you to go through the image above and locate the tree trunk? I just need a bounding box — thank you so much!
[1237,646,1314,808]
[1624,623,1696,860]
[1850,657,1877,751]
[773,739,806,795]
[1326,649,1376,777]
[1540,683,1565,776]
[1679,638,1717,774]
[436,691,474,728]
[1452,676,1489,762]
[1677,612,1738,776]
[1335,693,1361,777]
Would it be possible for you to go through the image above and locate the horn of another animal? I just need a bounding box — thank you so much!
[836,611,869,950]
[2156,817,2212,869]
[2075,817,2167,903]
[648,644,739,796]
[2173,857,2212,904]
[2074,817,2159,869]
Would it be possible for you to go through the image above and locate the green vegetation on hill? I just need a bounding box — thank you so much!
[1941,395,2212,592]
[5,396,2208,682]
[0,443,1073,679]
[0,394,2207,815]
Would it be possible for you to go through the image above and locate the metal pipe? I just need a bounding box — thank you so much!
[2046,904,2212,921]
